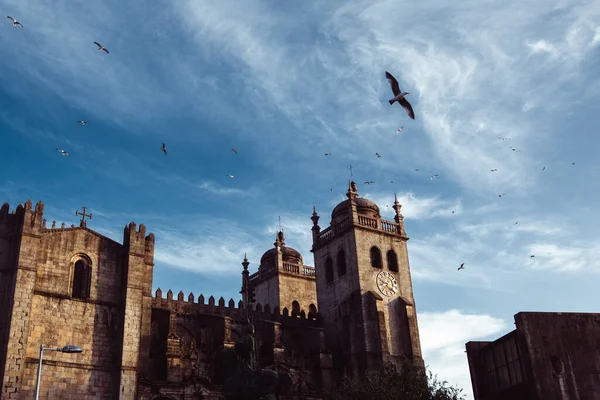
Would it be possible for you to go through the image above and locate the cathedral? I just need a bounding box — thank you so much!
[0,182,424,399]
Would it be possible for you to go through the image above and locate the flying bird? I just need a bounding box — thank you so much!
[227,174,235,179]
[490,169,498,172]
[161,143,167,156]
[498,193,505,197]
[458,263,465,271]
[515,221,519,224]
[385,71,415,119]
[510,146,518,152]
[572,163,575,165]
[430,174,439,180]
[7,16,23,27]
[530,255,535,258]
[76,121,88,125]
[390,180,394,183]
[56,148,70,156]
[324,153,331,156]
[231,148,238,154]
[94,42,109,53]
[498,137,509,141]
[452,211,455,214]
[375,153,382,158]
[397,126,404,133]
[364,181,374,185]
[414,169,420,171]
[542,166,546,171]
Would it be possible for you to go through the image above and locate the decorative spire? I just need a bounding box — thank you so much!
[346,180,358,200]
[275,230,285,247]
[311,206,320,226]
[241,252,249,271]
[392,193,402,217]
[168,310,179,339]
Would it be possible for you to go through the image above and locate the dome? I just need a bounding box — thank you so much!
[260,246,302,265]
[331,197,380,220]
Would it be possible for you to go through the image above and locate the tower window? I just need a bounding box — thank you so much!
[387,250,399,272]
[292,300,301,317]
[71,259,91,299]
[337,249,347,276]
[370,246,382,269]
[325,257,334,283]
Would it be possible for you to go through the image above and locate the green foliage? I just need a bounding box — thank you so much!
[327,360,465,400]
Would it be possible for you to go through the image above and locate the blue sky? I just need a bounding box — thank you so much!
[1,0,599,397]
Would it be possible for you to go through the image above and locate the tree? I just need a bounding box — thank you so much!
[327,360,465,400]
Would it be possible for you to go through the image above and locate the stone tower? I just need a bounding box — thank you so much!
[311,182,423,381]
[246,231,318,317]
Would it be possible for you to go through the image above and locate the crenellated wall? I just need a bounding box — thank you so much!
[151,288,321,326]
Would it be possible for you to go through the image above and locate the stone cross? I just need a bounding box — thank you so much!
[76,206,93,228]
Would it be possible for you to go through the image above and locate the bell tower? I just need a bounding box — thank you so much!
[311,182,423,381]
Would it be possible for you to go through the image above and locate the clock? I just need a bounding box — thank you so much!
[376,271,398,297]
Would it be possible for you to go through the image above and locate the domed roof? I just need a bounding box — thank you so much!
[260,246,302,264]
[331,197,380,219]
[260,231,303,265]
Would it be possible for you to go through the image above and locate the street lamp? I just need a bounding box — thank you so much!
[34,344,83,400]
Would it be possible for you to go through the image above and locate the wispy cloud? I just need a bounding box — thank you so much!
[364,191,462,220]
[419,309,508,400]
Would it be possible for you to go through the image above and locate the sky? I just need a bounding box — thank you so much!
[1,0,599,398]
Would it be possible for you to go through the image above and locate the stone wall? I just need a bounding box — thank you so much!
[276,272,317,315]
[516,312,600,400]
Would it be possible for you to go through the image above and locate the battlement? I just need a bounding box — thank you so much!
[123,222,155,259]
[152,288,321,327]
[0,200,45,233]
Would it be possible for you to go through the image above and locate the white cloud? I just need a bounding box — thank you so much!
[526,242,600,272]
[419,310,508,400]
[526,39,560,58]
[364,191,462,220]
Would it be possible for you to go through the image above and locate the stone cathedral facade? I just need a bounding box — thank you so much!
[0,182,423,399]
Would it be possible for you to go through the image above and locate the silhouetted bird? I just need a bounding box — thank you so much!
[161,143,167,156]
[7,16,23,27]
[94,42,109,53]
[385,71,415,119]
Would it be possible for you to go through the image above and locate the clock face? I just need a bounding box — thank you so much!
[376,271,398,297]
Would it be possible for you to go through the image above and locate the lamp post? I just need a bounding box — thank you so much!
[34,344,83,400]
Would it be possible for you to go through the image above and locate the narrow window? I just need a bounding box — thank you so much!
[325,257,334,283]
[72,259,91,299]
[292,300,301,317]
[337,249,347,276]
[387,250,399,272]
[370,247,382,269]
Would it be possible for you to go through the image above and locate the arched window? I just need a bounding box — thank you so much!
[71,259,91,299]
[370,246,382,269]
[308,303,317,319]
[337,249,347,276]
[292,300,300,317]
[325,257,334,283]
[387,250,399,272]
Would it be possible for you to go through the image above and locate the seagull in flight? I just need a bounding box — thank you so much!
[7,16,23,27]
[375,153,382,158]
[231,148,238,154]
[414,168,420,171]
[490,169,498,172]
[530,255,535,258]
[161,143,167,156]
[397,126,404,133]
[94,42,109,53]
[542,166,546,171]
[385,71,415,119]
[76,121,88,125]
[515,221,519,225]
[430,174,439,180]
[364,181,374,185]
[498,137,509,141]
[56,148,70,156]
[457,263,465,271]
[498,193,505,198]
[324,153,331,156]
[510,146,518,152]
[227,174,235,179]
